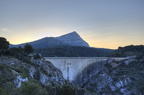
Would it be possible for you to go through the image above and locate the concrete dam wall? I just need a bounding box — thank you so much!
[45,57,105,81]
[45,57,127,82]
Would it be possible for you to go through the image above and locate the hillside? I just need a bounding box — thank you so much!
[10,32,89,49]
[72,45,144,95]
[35,46,114,57]
[75,54,144,95]
[10,32,114,57]
[0,55,96,95]
[110,45,144,57]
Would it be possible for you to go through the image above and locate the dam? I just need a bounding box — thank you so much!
[44,57,127,82]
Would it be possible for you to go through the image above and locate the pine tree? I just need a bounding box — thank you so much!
[24,44,34,54]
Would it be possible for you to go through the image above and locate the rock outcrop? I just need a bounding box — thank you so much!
[57,31,89,47]
[0,56,65,88]
[0,55,96,95]
[78,57,144,95]
[75,60,107,86]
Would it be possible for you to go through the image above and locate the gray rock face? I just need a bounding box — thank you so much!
[74,60,107,86]
[39,61,65,85]
[76,58,144,95]
[57,31,89,47]
[0,56,65,88]
[0,56,97,95]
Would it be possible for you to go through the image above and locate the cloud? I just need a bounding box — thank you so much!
[0,28,12,33]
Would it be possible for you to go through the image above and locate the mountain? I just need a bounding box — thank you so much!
[57,32,89,47]
[10,31,89,49]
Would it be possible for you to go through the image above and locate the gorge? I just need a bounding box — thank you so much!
[1,33,144,95]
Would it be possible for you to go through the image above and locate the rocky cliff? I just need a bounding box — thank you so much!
[75,60,107,86]
[0,55,96,95]
[0,55,65,94]
[57,32,89,47]
[77,57,144,95]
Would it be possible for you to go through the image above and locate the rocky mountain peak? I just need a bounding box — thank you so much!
[59,31,79,37]
[57,31,89,47]
[58,31,82,39]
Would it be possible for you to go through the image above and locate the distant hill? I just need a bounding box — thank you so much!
[35,46,114,57]
[10,31,114,57]
[110,45,144,57]
[10,31,89,49]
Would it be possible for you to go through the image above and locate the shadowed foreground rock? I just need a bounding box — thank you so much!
[0,55,96,95]
[80,57,144,95]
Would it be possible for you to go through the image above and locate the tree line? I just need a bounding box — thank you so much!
[0,37,34,59]
[110,45,144,57]
[35,46,113,57]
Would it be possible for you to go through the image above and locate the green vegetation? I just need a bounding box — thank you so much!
[33,54,41,59]
[9,46,24,59]
[35,46,113,57]
[0,37,9,55]
[24,44,34,54]
[0,37,35,63]
[20,80,47,95]
[45,83,95,95]
[59,84,76,95]
[0,37,9,50]
[110,45,144,57]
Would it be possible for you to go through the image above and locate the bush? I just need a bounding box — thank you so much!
[0,86,8,95]
[59,84,76,95]
[24,44,34,54]
[0,37,9,55]
[20,81,47,95]
[34,54,41,59]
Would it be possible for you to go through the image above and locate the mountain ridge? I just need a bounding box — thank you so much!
[10,31,89,49]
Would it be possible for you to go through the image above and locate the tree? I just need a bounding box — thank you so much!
[0,37,9,55]
[20,81,47,95]
[0,37,9,50]
[9,46,24,58]
[23,44,34,54]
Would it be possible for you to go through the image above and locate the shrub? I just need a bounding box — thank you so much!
[20,81,47,95]
[59,84,76,95]
[0,37,9,55]
[34,54,41,59]
[24,44,34,54]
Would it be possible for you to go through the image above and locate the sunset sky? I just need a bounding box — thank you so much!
[0,0,144,49]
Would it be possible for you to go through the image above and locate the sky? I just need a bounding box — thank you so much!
[0,0,144,49]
